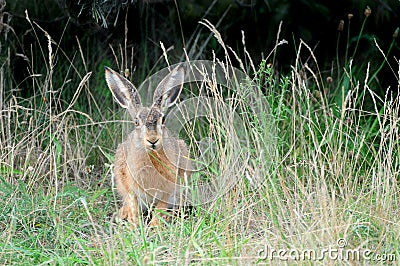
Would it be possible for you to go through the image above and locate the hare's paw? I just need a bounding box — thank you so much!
[119,205,140,228]
[148,216,160,227]
[149,211,172,227]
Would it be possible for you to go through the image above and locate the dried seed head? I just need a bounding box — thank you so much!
[364,6,371,17]
[347,14,353,20]
[124,68,130,78]
[326,76,333,83]
[300,69,307,81]
[393,28,399,38]
[338,20,344,31]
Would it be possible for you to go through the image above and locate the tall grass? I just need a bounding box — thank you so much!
[1,14,399,266]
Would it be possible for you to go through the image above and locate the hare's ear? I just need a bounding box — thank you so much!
[153,66,184,111]
[104,66,141,110]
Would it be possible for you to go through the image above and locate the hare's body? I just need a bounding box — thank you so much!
[115,128,190,209]
[105,66,191,227]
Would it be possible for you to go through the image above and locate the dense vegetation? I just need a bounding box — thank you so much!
[1,0,399,264]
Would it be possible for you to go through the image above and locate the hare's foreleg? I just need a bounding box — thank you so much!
[149,193,171,227]
[119,193,140,227]
[114,145,140,227]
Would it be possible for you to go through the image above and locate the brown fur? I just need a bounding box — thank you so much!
[105,65,191,227]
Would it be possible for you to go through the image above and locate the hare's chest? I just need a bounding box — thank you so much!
[148,150,179,183]
[125,149,178,189]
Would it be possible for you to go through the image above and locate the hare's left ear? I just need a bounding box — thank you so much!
[104,66,142,112]
[153,66,184,112]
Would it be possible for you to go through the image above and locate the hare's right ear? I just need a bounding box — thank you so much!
[104,66,141,110]
[153,66,184,112]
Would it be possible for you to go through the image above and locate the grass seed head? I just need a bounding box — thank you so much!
[364,6,372,17]
[338,20,344,31]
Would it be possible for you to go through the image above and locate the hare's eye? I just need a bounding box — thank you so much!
[134,118,140,126]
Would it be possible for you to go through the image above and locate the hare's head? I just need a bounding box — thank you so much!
[105,66,184,151]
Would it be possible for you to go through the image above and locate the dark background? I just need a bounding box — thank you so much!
[3,0,400,95]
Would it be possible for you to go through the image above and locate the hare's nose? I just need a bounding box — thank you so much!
[147,139,159,149]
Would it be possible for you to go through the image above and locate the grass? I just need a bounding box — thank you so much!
[1,13,399,266]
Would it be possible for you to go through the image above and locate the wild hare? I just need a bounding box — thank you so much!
[105,65,191,227]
